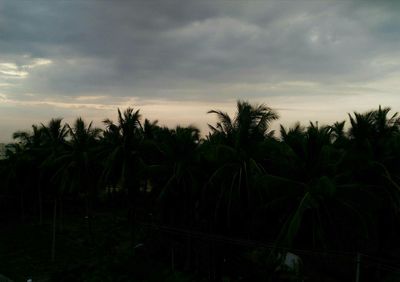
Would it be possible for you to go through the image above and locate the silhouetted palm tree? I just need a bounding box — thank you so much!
[329,121,347,148]
[2,101,400,280]
[345,108,400,259]
[40,118,68,261]
[2,142,29,222]
[102,108,143,191]
[155,125,201,226]
[12,125,46,223]
[206,101,279,234]
[208,100,278,149]
[57,118,102,241]
[101,108,145,242]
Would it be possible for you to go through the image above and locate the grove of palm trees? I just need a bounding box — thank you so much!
[2,101,400,281]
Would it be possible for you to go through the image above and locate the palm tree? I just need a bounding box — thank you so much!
[2,142,29,222]
[142,118,160,140]
[203,101,280,280]
[101,108,145,243]
[206,101,279,234]
[348,110,375,152]
[39,118,68,262]
[58,117,102,241]
[279,122,306,178]
[208,100,279,149]
[12,125,46,223]
[346,106,399,156]
[146,125,202,271]
[64,117,102,197]
[154,125,201,225]
[102,108,143,191]
[373,105,400,139]
[255,122,375,256]
[347,107,400,209]
[348,107,400,255]
[329,121,346,145]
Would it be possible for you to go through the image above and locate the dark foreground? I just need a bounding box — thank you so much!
[2,102,400,281]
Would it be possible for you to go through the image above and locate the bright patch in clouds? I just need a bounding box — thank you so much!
[0,63,29,78]
[0,58,52,80]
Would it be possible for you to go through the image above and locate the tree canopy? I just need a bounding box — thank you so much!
[1,101,400,281]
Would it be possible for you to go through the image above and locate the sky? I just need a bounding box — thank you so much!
[1,1,400,142]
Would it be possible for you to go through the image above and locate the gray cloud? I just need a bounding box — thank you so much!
[1,0,400,141]
[2,1,400,96]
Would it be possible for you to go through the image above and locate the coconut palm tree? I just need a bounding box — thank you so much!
[39,118,68,261]
[208,100,279,149]
[373,105,400,138]
[329,121,347,149]
[255,122,376,256]
[153,126,201,225]
[347,107,400,208]
[63,117,102,196]
[101,108,145,242]
[1,142,29,222]
[12,125,46,223]
[347,107,400,256]
[101,108,143,192]
[56,117,102,241]
[206,101,279,235]
[202,102,279,280]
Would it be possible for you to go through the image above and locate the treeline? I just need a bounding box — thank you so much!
[1,100,400,281]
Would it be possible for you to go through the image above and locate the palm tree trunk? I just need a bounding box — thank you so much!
[171,245,175,271]
[185,235,192,271]
[130,199,136,247]
[51,198,57,262]
[20,186,25,223]
[59,198,63,231]
[86,194,94,244]
[209,242,214,281]
[127,180,138,247]
[38,182,43,225]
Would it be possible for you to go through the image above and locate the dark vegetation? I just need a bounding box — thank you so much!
[1,101,400,281]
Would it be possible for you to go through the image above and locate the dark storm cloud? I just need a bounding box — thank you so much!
[1,0,400,101]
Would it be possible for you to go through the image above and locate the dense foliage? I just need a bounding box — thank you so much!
[1,101,400,281]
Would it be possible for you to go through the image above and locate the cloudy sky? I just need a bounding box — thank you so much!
[1,1,400,142]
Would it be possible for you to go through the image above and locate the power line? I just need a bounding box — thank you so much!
[138,221,400,272]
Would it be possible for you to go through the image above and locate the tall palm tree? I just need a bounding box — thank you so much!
[208,100,279,149]
[204,101,280,280]
[142,118,160,140]
[206,101,279,234]
[101,108,145,243]
[258,122,375,254]
[348,110,375,150]
[154,125,201,225]
[57,118,102,241]
[347,107,400,210]
[279,122,306,176]
[348,107,400,254]
[346,106,399,157]
[63,117,102,197]
[329,121,347,148]
[12,125,46,223]
[102,108,143,190]
[2,142,29,222]
[373,105,400,139]
[39,118,68,262]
